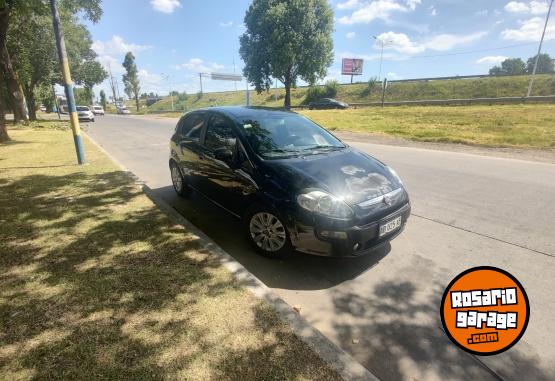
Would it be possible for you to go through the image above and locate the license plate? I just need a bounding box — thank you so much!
[379,216,402,237]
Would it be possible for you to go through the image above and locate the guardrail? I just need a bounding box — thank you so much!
[291,95,555,109]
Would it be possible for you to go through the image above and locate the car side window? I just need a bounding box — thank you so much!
[179,113,205,140]
[205,115,237,151]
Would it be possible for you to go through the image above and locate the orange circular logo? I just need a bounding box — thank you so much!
[440,267,529,356]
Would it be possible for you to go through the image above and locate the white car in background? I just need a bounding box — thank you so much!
[117,106,131,115]
[76,106,95,122]
[92,105,105,115]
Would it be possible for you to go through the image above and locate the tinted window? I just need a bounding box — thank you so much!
[179,113,205,140]
[77,106,89,111]
[205,115,236,151]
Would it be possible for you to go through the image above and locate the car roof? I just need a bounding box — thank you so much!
[191,106,297,120]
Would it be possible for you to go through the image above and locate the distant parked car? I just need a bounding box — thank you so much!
[76,106,95,122]
[92,105,105,115]
[308,98,349,110]
[39,105,47,112]
[117,106,131,115]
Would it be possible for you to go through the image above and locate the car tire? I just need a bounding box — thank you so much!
[92,118,95,122]
[170,161,191,197]
[244,204,292,259]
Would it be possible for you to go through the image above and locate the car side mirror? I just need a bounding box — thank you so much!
[214,147,233,162]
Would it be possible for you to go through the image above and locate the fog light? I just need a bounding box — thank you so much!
[320,231,348,239]
[353,243,360,251]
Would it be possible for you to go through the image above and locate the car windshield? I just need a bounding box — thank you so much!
[94,106,102,110]
[241,112,345,159]
[76,106,89,111]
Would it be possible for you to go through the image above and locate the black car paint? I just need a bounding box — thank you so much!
[170,106,410,257]
[308,98,349,110]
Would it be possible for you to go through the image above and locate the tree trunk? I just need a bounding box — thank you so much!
[1,45,28,123]
[0,63,9,143]
[27,84,37,121]
[284,82,291,110]
[135,95,139,112]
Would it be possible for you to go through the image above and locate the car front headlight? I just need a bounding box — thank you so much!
[297,190,353,219]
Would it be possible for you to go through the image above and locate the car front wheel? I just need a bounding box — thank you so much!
[245,206,292,259]
[170,162,191,197]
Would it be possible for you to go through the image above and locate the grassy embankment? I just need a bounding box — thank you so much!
[136,73,555,113]
[0,121,341,380]
[303,104,555,149]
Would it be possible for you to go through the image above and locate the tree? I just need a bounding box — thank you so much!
[527,53,555,74]
[489,58,526,76]
[0,0,102,142]
[239,0,334,109]
[122,52,140,111]
[99,90,106,108]
[74,60,107,104]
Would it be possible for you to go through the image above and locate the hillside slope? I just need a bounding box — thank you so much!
[139,74,555,113]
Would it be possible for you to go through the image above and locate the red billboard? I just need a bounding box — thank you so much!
[342,58,364,75]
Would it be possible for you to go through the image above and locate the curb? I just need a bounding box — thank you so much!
[83,132,379,381]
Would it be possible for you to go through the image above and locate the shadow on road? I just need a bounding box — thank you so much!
[152,185,390,291]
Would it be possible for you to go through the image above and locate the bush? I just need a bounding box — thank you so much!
[361,77,378,97]
[324,80,338,98]
[195,91,203,101]
[178,92,188,102]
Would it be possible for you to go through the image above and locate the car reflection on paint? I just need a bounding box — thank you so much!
[169,106,410,259]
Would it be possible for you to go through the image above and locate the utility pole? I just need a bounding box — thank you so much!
[526,0,553,97]
[49,0,85,164]
[372,36,392,82]
[199,73,204,93]
[108,64,117,105]
[161,73,174,111]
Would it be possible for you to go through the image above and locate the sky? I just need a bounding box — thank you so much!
[83,0,555,99]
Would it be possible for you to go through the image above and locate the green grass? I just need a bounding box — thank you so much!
[0,123,341,380]
[140,74,555,113]
[300,104,555,149]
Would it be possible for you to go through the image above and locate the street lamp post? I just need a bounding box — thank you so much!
[372,36,392,82]
[526,0,553,97]
[161,73,174,112]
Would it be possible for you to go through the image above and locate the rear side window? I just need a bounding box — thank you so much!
[178,113,205,140]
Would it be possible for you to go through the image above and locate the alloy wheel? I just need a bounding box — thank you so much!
[249,212,287,252]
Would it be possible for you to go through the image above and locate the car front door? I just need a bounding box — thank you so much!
[174,112,206,188]
[196,113,258,216]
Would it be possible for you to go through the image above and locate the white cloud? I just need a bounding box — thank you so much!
[476,56,509,64]
[219,21,233,27]
[338,0,420,25]
[150,0,181,13]
[504,1,549,15]
[346,31,357,39]
[386,72,402,80]
[138,69,163,88]
[501,17,555,41]
[92,35,151,56]
[374,31,487,54]
[174,58,225,73]
[430,6,438,16]
[337,0,360,10]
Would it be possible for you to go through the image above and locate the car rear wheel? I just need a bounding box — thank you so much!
[245,206,291,259]
[170,162,191,197]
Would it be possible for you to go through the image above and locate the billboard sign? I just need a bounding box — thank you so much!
[342,58,364,76]
[211,73,243,81]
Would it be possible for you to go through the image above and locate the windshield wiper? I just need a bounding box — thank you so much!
[305,145,344,152]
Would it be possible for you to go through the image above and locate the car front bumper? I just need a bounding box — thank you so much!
[289,202,411,257]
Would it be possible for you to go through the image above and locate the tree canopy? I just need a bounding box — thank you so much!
[122,52,141,111]
[527,53,555,74]
[239,0,334,108]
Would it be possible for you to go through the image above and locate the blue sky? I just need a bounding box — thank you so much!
[85,0,555,98]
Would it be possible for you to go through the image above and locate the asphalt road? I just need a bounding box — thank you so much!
[86,114,555,381]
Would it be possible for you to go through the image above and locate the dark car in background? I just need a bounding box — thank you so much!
[308,98,349,110]
[169,107,409,258]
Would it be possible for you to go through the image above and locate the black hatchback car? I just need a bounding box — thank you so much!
[308,98,349,110]
[169,107,410,258]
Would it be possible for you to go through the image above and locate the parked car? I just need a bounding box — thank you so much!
[92,105,105,115]
[308,98,349,110]
[39,105,47,112]
[117,106,131,115]
[169,107,410,258]
[76,106,95,122]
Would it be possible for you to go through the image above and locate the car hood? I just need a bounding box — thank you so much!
[262,147,401,206]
